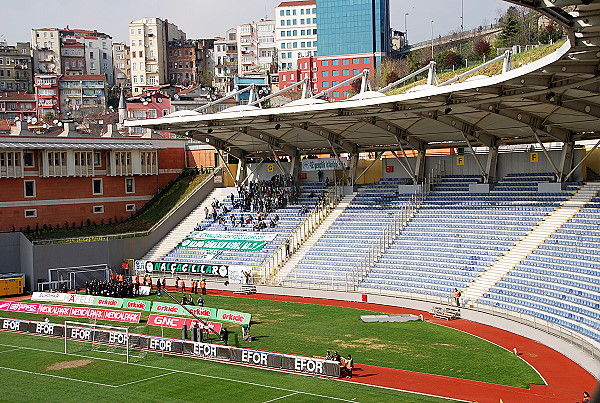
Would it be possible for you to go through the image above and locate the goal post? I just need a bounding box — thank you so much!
[64,321,146,363]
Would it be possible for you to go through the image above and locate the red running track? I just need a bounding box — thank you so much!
[204,289,598,403]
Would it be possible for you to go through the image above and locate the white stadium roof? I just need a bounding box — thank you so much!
[127,1,600,162]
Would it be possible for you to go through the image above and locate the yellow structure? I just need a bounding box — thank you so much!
[0,277,24,297]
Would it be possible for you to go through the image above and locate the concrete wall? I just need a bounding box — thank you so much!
[6,176,218,292]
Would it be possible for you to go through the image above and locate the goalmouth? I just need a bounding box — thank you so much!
[64,320,146,363]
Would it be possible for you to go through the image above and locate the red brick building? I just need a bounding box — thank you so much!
[278,54,375,101]
[167,39,215,87]
[0,92,37,122]
[61,41,86,76]
[126,92,172,136]
[0,122,187,232]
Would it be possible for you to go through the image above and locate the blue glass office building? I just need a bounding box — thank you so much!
[315,0,391,57]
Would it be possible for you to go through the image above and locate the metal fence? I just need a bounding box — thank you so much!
[261,187,344,285]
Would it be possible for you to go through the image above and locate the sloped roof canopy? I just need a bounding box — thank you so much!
[126,1,600,158]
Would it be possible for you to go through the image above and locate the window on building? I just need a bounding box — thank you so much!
[280,10,284,16]
[353,58,360,64]
[364,58,371,63]
[322,71,329,77]
[126,204,136,212]
[147,109,157,118]
[45,151,67,177]
[332,60,339,66]
[322,60,328,67]
[125,177,135,193]
[332,70,339,76]
[322,81,329,87]
[74,151,94,176]
[93,205,104,214]
[92,178,103,195]
[332,91,340,98]
[93,152,101,167]
[286,9,290,15]
[343,70,349,75]
[23,152,34,168]
[24,180,36,197]
[24,209,37,218]
[113,151,133,176]
[140,151,157,175]
[353,69,360,74]
[343,59,350,65]
[343,91,350,97]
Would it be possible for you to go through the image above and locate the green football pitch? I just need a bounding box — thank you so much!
[0,331,457,403]
[0,293,544,402]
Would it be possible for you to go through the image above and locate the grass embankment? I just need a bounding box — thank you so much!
[27,170,211,242]
[388,41,566,95]
[1,293,544,388]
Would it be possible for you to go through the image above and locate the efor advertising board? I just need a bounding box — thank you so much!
[0,317,341,378]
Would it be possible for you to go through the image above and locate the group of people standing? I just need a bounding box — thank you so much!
[175,277,207,295]
[325,350,354,378]
[85,278,135,298]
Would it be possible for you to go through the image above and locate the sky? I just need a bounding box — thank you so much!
[2,0,510,46]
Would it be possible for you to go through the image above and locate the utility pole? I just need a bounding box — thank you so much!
[405,13,409,46]
[431,20,434,59]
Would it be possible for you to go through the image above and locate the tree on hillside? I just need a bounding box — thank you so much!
[473,40,492,61]
[495,14,520,47]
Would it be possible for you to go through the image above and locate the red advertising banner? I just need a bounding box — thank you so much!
[0,301,140,324]
[147,314,222,334]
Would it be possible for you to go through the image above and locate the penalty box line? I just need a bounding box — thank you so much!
[0,342,357,402]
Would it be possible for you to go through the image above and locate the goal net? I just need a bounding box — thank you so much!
[64,320,147,363]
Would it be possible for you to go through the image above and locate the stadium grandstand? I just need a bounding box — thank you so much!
[0,1,599,401]
[124,0,600,381]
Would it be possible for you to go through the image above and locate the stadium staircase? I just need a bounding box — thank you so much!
[273,192,357,285]
[462,182,600,306]
[142,187,232,262]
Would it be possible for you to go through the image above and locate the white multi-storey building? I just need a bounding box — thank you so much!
[212,28,237,92]
[128,17,185,94]
[237,19,275,77]
[31,27,114,84]
[275,0,317,71]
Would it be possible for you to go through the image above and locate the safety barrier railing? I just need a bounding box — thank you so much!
[471,302,600,361]
[259,187,343,285]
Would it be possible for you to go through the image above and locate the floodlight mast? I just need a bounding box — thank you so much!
[160,286,223,340]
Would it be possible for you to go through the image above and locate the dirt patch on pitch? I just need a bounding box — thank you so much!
[46,359,92,371]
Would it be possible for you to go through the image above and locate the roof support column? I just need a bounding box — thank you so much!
[353,152,382,185]
[485,142,499,184]
[235,157,248,185]
[239,158,265,187]
[349,153,359,186]
[533,131,561,182]
[289,152,302,182]
[327,139,348,185]
[564,139,600,182]
[215,148,239,188]
[415,149,426,184]
[459,131,488,182]
[391,146,417,184]
[559,138,575,183]
[268,144,289,177]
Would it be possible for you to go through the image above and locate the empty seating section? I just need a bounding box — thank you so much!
[360,173,576,299]
[286,178,413,287]
[479,193,600,342]
[161,182,327,268]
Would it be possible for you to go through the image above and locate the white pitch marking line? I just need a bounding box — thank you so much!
[0,365,117,388]
[0,343,357,403]
[262,392,299,403]
[115,371,176,387]
[0,347,22,354]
